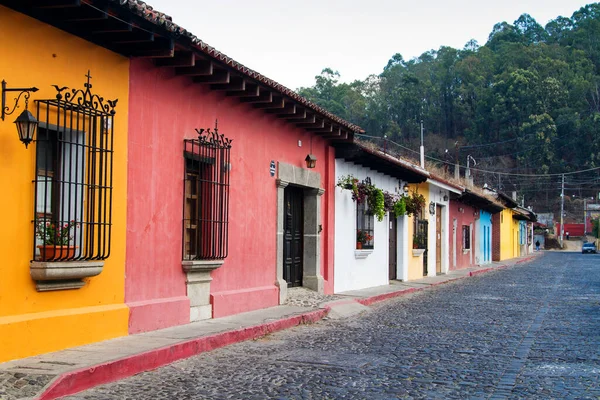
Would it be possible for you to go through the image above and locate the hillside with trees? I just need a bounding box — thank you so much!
[297,3,600,217]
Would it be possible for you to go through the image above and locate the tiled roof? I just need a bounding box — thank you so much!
[109,0,364,133]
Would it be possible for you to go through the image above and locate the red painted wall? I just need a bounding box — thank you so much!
[555,223,584,237]
[126,60,333,332]
[448,200,478,270]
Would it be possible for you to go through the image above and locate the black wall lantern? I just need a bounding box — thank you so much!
[1,80,39,148]
[305,153,317,169]
[443,194,449,202]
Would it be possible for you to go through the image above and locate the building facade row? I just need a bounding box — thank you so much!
[0,1,535,363]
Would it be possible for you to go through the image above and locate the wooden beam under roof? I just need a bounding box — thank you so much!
[308,123,333,134]
[268,103,296,115]
[176,61,213,76]
[51,4,108,22]
[324,130,349,140]
[254,98,285,110]
[295,116,319,127]
[155,51,195,67]
[211,77,245,91]
[106,31,155,44]
[88,19,132,34]
[321,127,343,139]
[31,0,81,8]
[282,110,307,120]
[240,92,272,104]
[193,70,230,84]
[226,84,260,97]
[121,38,174,58]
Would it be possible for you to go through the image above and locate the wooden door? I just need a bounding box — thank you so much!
[436,205,442,274]
[283,186,303,287]
[389,214,397,280]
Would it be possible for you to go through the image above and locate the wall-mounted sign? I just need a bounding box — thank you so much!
[270,160,276,177]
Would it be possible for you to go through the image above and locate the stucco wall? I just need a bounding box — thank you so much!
[448,200,477,270]
[476,211,493,265]
[0,7,130,362]
[499,209,517,260]
[333,160,400,293]
[126,59,333,328]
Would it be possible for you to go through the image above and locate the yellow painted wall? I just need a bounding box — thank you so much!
[407,183,429,280]
[0,7,129,362]
[513,219,520,257]
[499,209,520,260]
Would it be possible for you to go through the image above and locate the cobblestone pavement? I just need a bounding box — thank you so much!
[66,253,600,399]
[284,287,345,308]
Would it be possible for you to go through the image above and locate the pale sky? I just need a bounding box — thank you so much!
[147,0,591,91]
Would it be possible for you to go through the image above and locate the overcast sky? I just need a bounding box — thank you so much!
[147,0,590,90]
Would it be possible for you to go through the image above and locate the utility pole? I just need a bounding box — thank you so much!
[584,198,587,235]
[419,120,425,168]
[560,174,565,248]
[455,141,460,180]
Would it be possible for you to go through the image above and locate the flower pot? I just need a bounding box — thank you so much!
[356,242,363,249]
[37,245,77,261]
[344,183,354,190]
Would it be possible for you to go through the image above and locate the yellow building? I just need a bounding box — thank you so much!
[406,183,430,280]
[0,6,129,362]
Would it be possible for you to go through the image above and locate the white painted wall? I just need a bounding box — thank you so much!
[334,159,405,293]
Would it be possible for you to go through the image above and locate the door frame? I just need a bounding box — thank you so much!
[276,162,324,304]
[388,213,397,280]
[283,186,304,287]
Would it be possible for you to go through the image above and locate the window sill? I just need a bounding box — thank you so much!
[182,259,224,272]
[30,261,104,292]
[463,249,471,254]
[354,250,373,259]
[412,249,426,257]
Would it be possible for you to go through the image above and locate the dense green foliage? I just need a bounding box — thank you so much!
[298,3,600,194]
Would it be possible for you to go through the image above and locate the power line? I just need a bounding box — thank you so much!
[356,134,600,178]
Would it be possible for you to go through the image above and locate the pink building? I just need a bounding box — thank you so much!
[448,198,478,270]
[120,9,361,333]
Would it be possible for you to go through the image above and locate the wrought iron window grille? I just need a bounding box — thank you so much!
[183,121,232,261]
[32,71,117,262]
[414,218,428,250]
[462,225,471,250]
[356,201,374,250]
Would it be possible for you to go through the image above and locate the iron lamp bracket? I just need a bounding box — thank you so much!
[1,79,39,121]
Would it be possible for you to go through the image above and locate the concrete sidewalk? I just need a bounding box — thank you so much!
[0,253,539,400]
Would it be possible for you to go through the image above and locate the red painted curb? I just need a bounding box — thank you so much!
[38,308,328,400]
[356,287,418,306]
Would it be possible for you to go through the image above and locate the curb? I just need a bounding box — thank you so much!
[36,256,537,399]
[38,309,327,400]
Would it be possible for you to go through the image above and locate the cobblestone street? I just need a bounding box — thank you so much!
[66,253,600,399]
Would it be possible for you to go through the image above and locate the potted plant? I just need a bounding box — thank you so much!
[405,191,426,216]
[393,196,407,216]
[356,230,373,249]
[336,175,359,191]
[413,236,419,249]
[35,219,78,261]
[368,187,386,222]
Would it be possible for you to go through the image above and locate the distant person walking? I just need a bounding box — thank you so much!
[566,231,570,240]
[535,240,540,251]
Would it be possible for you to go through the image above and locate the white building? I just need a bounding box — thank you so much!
[333,144,428,293]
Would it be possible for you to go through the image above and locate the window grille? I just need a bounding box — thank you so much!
[33,72,117,262]
[183,122,232,260]
[462,225,471,249]
[356,200,374,249]
[414,218,428,249]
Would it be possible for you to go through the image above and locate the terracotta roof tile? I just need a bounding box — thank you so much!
[110,0,363,133]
